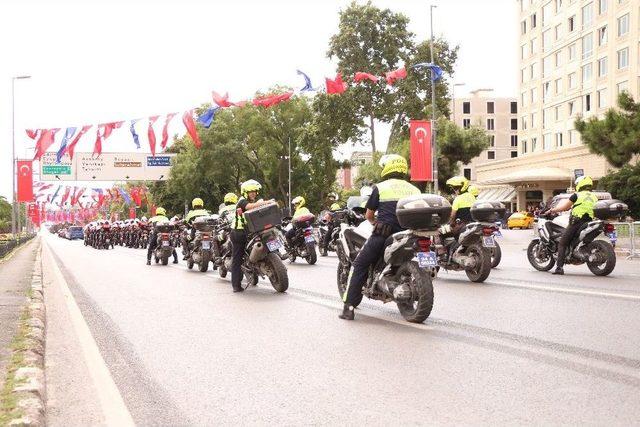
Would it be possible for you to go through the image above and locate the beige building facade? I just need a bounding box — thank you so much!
[476,0,639,210]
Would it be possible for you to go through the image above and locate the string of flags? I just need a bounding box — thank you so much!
[25,63,443,162]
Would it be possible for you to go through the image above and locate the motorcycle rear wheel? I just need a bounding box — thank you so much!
[265,253,288,293]
[305,245,317,265]
[395,261,434,323]
[586,240,616,276]
[161,255,169,266]
[491,241,502,268]
[465,244,492,283]
[199,253,210,272]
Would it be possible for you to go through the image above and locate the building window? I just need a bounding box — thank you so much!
[543,134,552,150]
[568,100,575,116]
[531,112,537,127]
[582,63,593,83]
[598,26,607,46]
[617,47,628,69]
[511,151,518,158]
[487,151,496,160]
[597,88,607,108]
[585,93,592,112]
[462,102,471,114]
[617,14,629,37]
[568,15,575,32]
[522,139,528,154]
[554,24,562,41]
[488,135,495,147]
[555,78,562,94]
[543,81,551,100]
[598,56,608,77]
[521,92,526,105]
[521,68,526,83]
[463,168,472,180]
[555,105,561,120]
[598,0,607,13]
[617,80,628,94]
[581,33,593,59]
[555,51,562,68]
[487,101,495,114]
[542,30,551,52]
[581,3,593,28]
[521,44,527,59]
[510,118,518,130]
[487,119,495,130]
[531,87,537,103]
[555,132,564,147]
[555,0,563,12]
[511,135,518,147]
[521,116,527,130]
[531,13,537,28]
[531,137,538,151]
[463,118,471,129]
[543,56,551,77]
[521,20,527,35]
[510,101,518,114]
[530,38,537,55]
[568,43,576,61]
[569,129,578,144]
[568,72,577,89]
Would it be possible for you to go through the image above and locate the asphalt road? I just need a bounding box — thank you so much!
[43,230,640,425]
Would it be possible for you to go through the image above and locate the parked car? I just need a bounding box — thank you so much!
[507,211,535,229]
[66,226,84,240]
[57,228,67,238]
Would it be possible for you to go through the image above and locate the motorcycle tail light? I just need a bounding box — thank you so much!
[161,232,170,239]
[416,237,431,252]
[482,227,494,236]
[604,223,615,233]
[304,229,312,236]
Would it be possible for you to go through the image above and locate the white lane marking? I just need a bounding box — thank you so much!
[44,241,135,426]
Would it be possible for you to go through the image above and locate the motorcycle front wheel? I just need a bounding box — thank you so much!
[335,245,349,297]
[395,261,434,324]
[586,240,616,276]
[527,240,555,271]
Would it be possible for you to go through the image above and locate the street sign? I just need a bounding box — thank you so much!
[39,152,175,181]
[574,169,584,179]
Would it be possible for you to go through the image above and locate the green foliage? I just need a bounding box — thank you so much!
[0,196,11,233]
[152,92,339,214]
[575,92,640,167]
[327,1,458,151]
[598,162,640,218]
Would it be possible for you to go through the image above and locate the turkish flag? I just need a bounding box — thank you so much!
[182,110,202,148]
[17,160,34,202]
[409,120,432,181]
[326,73,347,94]
[354,72,380,83]
[148,116,159,157]
[129,206,136,219]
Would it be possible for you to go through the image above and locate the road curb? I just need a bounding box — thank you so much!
[4,241,46,426]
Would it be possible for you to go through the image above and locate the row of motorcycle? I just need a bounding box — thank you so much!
[81,192,626,324]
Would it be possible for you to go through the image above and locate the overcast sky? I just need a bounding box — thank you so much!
[0,0,518,201]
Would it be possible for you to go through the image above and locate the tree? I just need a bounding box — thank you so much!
[0,196,12,233]
[327,1,458,152]
[598,162,640,218]
[575,92,640,167]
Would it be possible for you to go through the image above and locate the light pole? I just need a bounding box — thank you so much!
[451,82,466,124]
[429,4,438,194]
[287,137,292,212]
[11,75,32,238]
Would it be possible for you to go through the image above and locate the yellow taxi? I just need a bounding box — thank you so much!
[507,211,535,229]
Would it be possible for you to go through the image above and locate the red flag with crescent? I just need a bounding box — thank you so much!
[17,160,34,202]
[409,120,432,181]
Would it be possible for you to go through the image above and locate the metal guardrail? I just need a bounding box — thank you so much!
[0,233,37,259]
[610,221,640,260]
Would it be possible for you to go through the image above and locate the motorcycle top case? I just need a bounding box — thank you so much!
[193,215,218,232]
[293,213,315,228]
[470,201,506,222]
[396,194,452,230]
[593,199,628,220]
[155,222,174,233]
[244,202,282,233]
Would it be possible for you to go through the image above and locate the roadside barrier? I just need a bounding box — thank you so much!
[610,221,640,260]
[0,233,37,258]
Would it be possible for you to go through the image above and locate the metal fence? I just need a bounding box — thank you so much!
[0,233,37,259]
[610,222,640,260]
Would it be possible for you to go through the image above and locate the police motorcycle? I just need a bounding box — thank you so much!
[236,201,289,292]
[282,213,318,265]
[185,215,218,272]
[336,194,449,323]
[152,220,176,266]
[527,196,626,276]
[213,215,233,278]
[434,201,505,283]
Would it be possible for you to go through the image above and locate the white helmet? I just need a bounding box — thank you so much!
[360,186,373,197]
[141,216,148,222]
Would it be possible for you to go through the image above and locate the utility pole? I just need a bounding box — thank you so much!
[430,5,438,194]
[288,137,292,211]
[11,75,32,237]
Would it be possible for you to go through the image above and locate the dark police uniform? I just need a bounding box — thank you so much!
[556,190,598,268]
[147,215,178,264]
[230,197,251,291]
[343,178,420,307]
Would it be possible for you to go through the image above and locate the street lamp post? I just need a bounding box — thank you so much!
[429,4,438,194]
[11,75,32,238]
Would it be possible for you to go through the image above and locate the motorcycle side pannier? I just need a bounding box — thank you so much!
[593,199,628,220]
[396,194,451,230]
[470,201,506,222]
[245,202,282,233]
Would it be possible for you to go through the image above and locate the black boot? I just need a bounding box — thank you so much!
[173,259,178,264]
[146,259,151,266]
[552,266,564,275]
[321,248,328,257]
[338,303,355,320]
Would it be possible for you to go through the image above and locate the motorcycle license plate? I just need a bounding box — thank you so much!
[416,252,437,268]
[482,236,496,247]
[162,240,170,247]
[202,241,211,250]
[304,235,315,243]
[494,229,502,237]
[266,239,282,252]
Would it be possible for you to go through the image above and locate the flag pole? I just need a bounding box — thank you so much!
[430,5,438,194]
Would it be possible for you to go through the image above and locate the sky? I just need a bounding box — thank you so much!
[0,0,518,202]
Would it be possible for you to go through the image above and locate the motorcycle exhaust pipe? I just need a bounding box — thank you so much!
[249,242,267,263]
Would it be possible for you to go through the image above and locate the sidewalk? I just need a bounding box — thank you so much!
[0,237,40,385]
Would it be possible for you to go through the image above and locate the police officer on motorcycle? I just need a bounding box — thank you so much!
[231,180,273,293]
[146,207,179,265]
[182,197,210,259]
[285,196,311,247]
[546,175,598,275]
[320,202,342,256]
[219,193,238,220]
[339,154,421,320]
